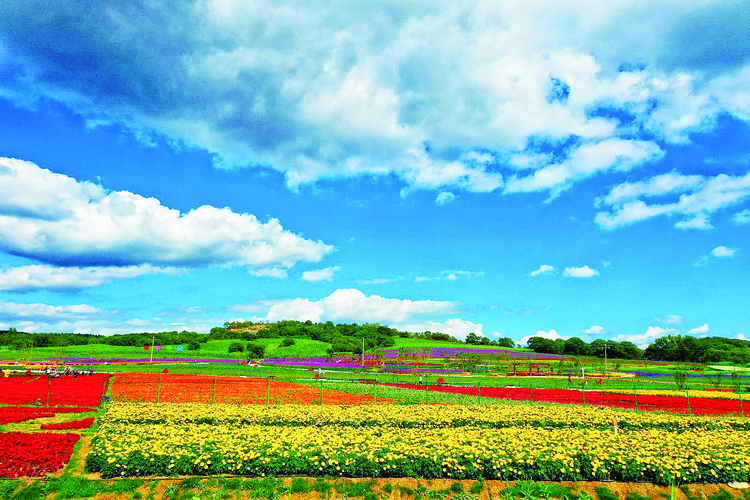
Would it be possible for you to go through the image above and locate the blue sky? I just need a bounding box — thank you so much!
[1,1,749,347]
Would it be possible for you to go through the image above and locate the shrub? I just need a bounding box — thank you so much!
[280,337,295,347]
[228,342,245,353]
[673,370,687,391]
[187,341,200,351]
[246,342,265,360]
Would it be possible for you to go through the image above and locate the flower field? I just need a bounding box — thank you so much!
[0,432,81,478]
[383,383,748,417]
[87,402,750,484]
[110,373,391,405]
[0,374,110,407]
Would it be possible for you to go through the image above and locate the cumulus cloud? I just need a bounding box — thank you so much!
[711,246,736,258]
[0,158,332,271]
[656,315,683,325]
[435,192,457,206]
[563,266,599,278]
[242,288,456,324]
[0,264,175,292]
[596,171,750,230]
[584,325,607,335]
[529,265,555,277]
[688,323,709,335]
[393,318,484,341]
[612,325,678,349]
[300,266,340,282]
[520,329,569,346]
[1,1,749,201]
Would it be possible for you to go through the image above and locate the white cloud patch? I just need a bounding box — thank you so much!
[0,158,332,270]
[0,264,175,292]
[435,192,457,206]
[300,266,340,282]
[732,209,750,224]
[711,246,736,258]
[584,325,607,335]
[657,315,683,325]
[394,318,483,341]
[529,264,555,277]
[596,171,750,230]
[520,329,569,347]
[688,323,709,334]
[563,265,599,278]
[612,325,678,349]
[246,289,456,324]
[2,1,749,202]
[356,277,403,285]
[249,268,288,279]
[415,270,484,282]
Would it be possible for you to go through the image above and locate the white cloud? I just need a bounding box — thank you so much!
[356,277,402,285]
[711,246,736,258]
[584,325,607,335]
[435,192,457,206]
[694,255,710,267]
[415,270,484,282]
[596,171,750,230]
[0,158,332,270]
[249,288,456,324]
[737,333,747,341]
[394,318,483,341]
[529,264,555,277]
[563,265,599,278]
[688,323,709,335]
[520,328,569,347]
[4,1,749,202]
[0,264,175,292]
[656,315,683,325]
[300,266,340,282]
[612,325,678,349]
[249,268,288,279]
[732,209,750,224]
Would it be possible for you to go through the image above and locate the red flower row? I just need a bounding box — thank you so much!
[0,432,80,478]
[0,375,110,407]
[385,383,748,417]
[0,406,97,426]
[41,418,96,430]
[111,373,391,405]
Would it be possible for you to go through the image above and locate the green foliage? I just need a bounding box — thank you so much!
[707,488,735,500]
[48,475,101,499]
[245,342,265,359]
[673,370,687,391]
[625,492,653,500]
[382,483,393,493]
[187,340,200,351]
[227,342,244,353]
[311,479,333,497]
[450,482,464,493]
[468,481,484,495]
[290,478,310,493]
[595,486,620,500]
[111,478,145,494]
[334,480,374,497]
[679,486,702,500]
[181,477,202,490]
[398,485,415,497]
[11,483,45,500]
[0,480,19,499]
[280,337,295,347]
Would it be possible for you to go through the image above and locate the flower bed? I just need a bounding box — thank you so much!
[87,402,750,484]
[41,417,96,430]
[383,383,748,417]
[110,373,391,405]
[0,406,98,425]
[0,432,80,478]
[0,374,109,407]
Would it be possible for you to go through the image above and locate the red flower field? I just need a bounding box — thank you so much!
[0,432,80,478]
[111,373,392,405]
[0,374,110,407]
[385,383,748,417]
[41,418,96,430]
[0,406,98,425]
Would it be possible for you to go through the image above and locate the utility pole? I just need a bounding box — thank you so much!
[150,334,155,363]
[362,337,365,367]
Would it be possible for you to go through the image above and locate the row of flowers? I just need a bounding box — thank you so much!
[86,402,750,484]
[99,401,750,431]
[383,383,748,417]
[0,406,96,425]
[110,373,392,405]
[0,374,110,407]
[41,417,96,431]
[0,432,81,478]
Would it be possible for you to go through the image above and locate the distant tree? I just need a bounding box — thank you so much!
[280,337,295,347]
[246,342,265,359]
[496,337,515,348]
[187,341,200,351]
[228,342,245,353]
